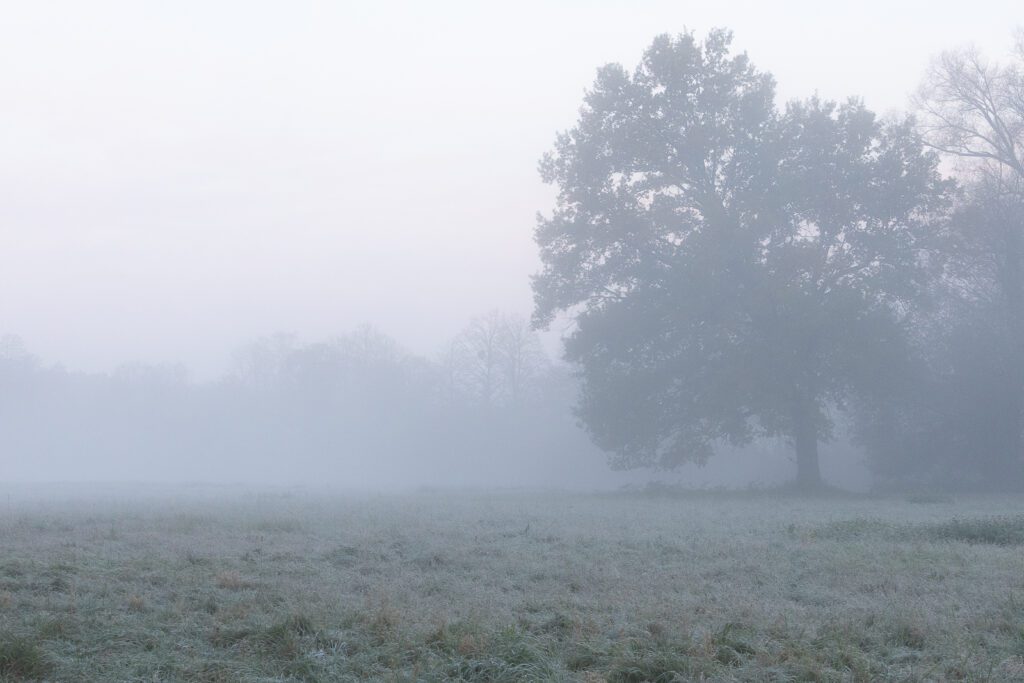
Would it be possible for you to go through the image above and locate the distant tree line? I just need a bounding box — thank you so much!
[533,29,1024,491]
[0,317,597,487]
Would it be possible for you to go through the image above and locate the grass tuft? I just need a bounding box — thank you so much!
[191,662,242,683]
[888,621,926,649]
[924,516,1024,545]
[216,570,254,590]
[322,544,358,567]
[905,491,954,504]
[447,626,559,682]
[606,639,703,682]
[0,633,51,681]
[813,515,1024,546]
[36,618,73,641]
[127,593,146,612]
[255,621,301,660]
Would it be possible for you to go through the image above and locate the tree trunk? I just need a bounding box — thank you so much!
[792,397,823,491]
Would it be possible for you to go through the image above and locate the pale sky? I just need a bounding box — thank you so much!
[1,0,1020,378]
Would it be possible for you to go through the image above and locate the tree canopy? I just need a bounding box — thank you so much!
[533,30,948,487]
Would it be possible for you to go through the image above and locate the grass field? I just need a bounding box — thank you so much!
[1,486,1024,681]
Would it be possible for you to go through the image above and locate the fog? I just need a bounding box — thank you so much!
[2,1,1017,377]
[1,1,1022,492]
[0,324,871,490]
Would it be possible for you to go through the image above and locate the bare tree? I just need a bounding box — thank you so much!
[917,33,1024,481]
[497,314,546,405]
[459,311,506,407]
[449,311,547,407]
[916,39,1024,175]
[436,339,465,406]
[230,332,297,390]
[917,39,1024,345]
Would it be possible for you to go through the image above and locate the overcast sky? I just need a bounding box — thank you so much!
[1,0,1020,378]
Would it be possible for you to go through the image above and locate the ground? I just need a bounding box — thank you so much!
[1,486,1023,682]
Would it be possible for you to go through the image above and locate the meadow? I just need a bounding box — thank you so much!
[1,485,1023,681]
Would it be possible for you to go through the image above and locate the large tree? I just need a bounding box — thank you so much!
[914,36,1024,482]
[533,30,947,489]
